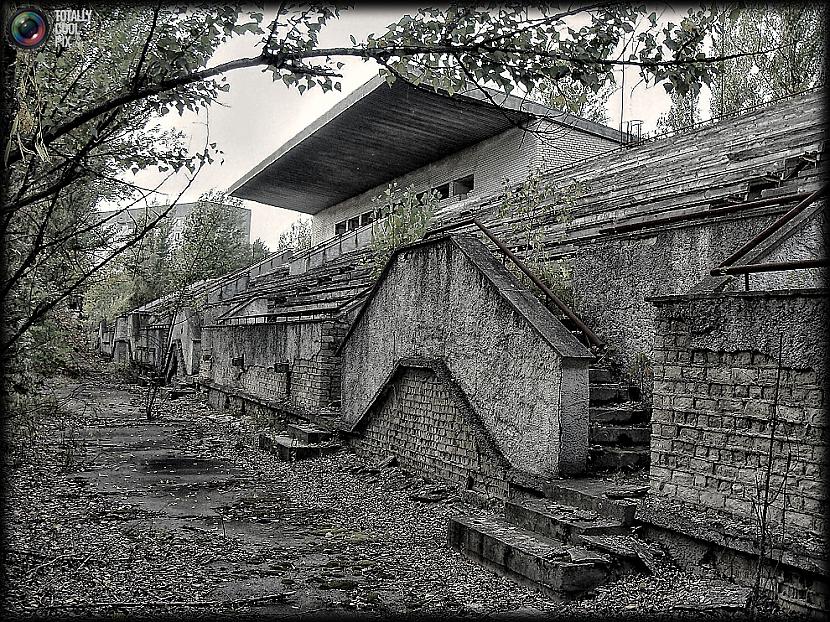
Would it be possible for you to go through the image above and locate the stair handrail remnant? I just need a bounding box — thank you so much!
[710,184,828,278]
[424,217,605,350]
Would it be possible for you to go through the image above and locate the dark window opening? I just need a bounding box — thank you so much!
[746,177,779,200]
[334,221,347,235]
[360,210,374,226]
[452,175,474,198]
[433,183,450,200]
[348,216,360,231]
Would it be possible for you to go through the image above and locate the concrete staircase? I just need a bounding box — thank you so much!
[258,422,340,461]
[448,480,657,599]
[587,366,651,474]
[553,314,652,474]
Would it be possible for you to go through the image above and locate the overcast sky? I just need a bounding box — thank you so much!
[107,6,692,249]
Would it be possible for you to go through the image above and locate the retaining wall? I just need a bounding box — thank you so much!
[340,234,592,479]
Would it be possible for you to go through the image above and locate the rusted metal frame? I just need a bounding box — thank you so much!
[717,184,828,269]
[422,217,477,238]
[711,258,829,277]
[423,216,604,349]
[600,191,813,235]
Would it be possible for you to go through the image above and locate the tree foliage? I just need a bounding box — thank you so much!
[0,2,791,403]
[498,168,580,305]
[371,183,437,273]
[709,2,825,118]
[277,219,312,253]
[84,191,262,324]
[656,89,701,133]
[530,76,614,124]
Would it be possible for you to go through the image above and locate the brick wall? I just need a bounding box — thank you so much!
[533,119,620,170]
[354,365,508,496]
[649,290,827,544]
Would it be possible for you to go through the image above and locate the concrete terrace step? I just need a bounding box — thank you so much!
[588,367,613,384]
[504,498,628,543]
[258,433,340,461]
[286,423,332,444]
[589,424,651,447]
[447,514,611,598]
[576,533,644,560]
[590,383,641,405]
[589,403,650,425]
[542,480,639,526]
[588,446,650,473]
[575,533,664,574]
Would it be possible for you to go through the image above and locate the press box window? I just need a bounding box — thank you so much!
[335,221,347,235]
[452,175,474,198]
[433,183,450,200]
[360,211,374,226]
[347,216,360,231]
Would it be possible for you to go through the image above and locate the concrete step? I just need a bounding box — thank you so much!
[589,403,650,425]
[504,498,628,543]
[574,533,663,574]
[447,514,611,598]
[588,367,613,384]
[542,481,638,526]
[286,423,332,444]
[258,433,340,461]
[590,384,640,405]
[588,446,650,473]
[576,533,643,560]
[589,424,651,447]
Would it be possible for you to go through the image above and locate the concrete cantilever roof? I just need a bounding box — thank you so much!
[229,74,622,215]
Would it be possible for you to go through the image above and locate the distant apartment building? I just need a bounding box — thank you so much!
[97,201,252,245]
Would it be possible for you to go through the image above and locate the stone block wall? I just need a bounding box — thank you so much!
[649,290,827,544]
[200,319,345,414]
[354,365,508,496]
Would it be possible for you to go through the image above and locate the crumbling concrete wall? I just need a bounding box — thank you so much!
[567,209,817,378]
[724,203,826,292]
[649,290,827,544]
[200,319,346,415]
[340,235,592,479]
[168,307,202,377]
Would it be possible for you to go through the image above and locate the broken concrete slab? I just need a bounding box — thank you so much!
[504,498,628,544]
[448,513,610,598]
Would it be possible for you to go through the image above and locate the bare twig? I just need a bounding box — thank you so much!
[751,332,784,617]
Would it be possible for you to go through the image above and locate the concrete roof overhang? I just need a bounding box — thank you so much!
[229,75,618,214]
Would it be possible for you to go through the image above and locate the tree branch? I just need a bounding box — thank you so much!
[132,3,162,93]
[4,39,796,167]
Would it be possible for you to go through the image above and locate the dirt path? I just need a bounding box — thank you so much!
[2,369,788,619]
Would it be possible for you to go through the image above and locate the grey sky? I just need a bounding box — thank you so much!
[106,6,690,250]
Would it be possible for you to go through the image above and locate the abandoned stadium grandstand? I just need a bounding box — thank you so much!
[95,78,827,616]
